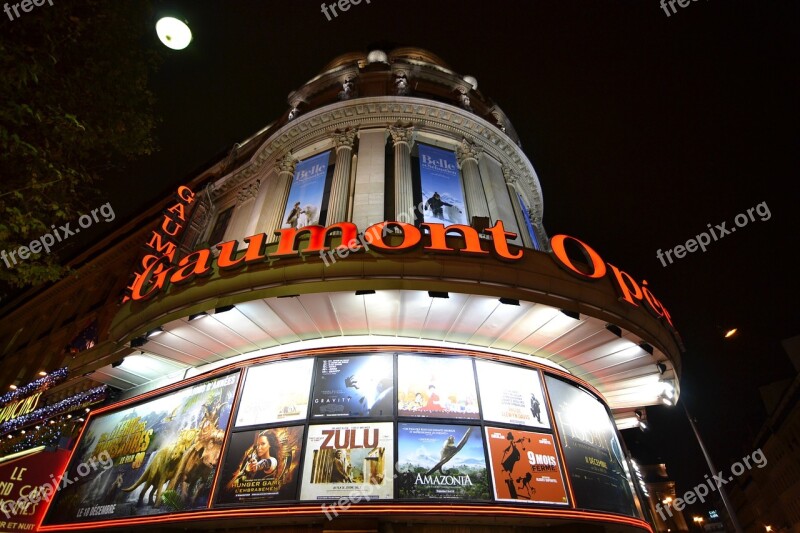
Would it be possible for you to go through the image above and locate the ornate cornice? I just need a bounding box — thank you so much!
[215,97,545,223]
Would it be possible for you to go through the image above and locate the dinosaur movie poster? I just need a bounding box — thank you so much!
[214,425,304,505]
[485,427,568,505]
[41,372,240,525]
[396,422,489,500]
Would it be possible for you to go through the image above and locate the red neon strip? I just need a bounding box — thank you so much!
[38,504,652,532]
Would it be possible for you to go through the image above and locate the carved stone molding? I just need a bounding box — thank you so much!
[502,165,518,186]
[218,97,544,220]
[277,152,297,175]
[236,179,261,205]
[332,126,358,150]
[389,123,415,147]
[456,137,482,168]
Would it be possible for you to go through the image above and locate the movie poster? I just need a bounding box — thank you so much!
[311,354,394,418]
[396,423,489,500]
[397,355,479,419]
[545,375,638,516]
[299,422,393,501]
[281,151,331,229]
[214,426,304,505]
[235,358,314,427]
[0,448,71,532]
[419,144,467,225]
[485,427,569,505]
[42,372,240,525]
[475,361,550,429]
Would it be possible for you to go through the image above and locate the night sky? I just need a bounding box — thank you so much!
[9,0,800,520]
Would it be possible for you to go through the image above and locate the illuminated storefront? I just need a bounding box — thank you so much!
[0,47,682,532]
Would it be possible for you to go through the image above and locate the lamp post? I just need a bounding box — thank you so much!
[682,400,743,533]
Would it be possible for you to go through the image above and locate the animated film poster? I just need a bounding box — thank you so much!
[475,360,550,429]
[215,426,304,505]
[235,358,314,427]
[42,372,240,525]
[545,375,638,517]
[311,354,394,419]
[397,355,479,419]
[299,422,393,501]
[485,427,569,505]
[397,423,489,501]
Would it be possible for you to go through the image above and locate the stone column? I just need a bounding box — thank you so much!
[389,124,415,222]
[457,138,490,221]
[264,152,296,241]
[503,166,534,248]
[326,127,358,224]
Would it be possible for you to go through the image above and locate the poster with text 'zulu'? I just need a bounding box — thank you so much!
[396,422,489,500]
[281,151,330,230]
[485,427,568,505]
[311,354,394,418]
[397,355,479,419]
[475,361,550,429]
[299,422,393,501]
[42,372,240,525]
[214,425,304,505]
[545,375,638,517]
[419,144,467,226]
[234,358,314,427]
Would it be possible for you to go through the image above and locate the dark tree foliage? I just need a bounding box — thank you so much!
[0,0,161,291]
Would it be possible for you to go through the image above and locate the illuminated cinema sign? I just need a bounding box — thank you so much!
[128,220,523,302]
[549,234,675,329]
[122,186,196,302]
[0,392,42,424]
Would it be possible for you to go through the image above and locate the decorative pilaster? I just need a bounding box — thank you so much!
[264,153,297,240]
[389,124,415,222]
[457,138,490,220]
[326,127,358,224]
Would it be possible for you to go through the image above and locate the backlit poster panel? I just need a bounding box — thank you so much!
[299,422,393,501]
[419,144,467,225]
[397,355,479,419]
[214,425,304,505]
[41,372,239,525]
[310,354,394,418]
[235,358,314,427]
[0,448,70,532]
[485,427,568,505]
[545,376,638,516]
[518,192,540,249]
[397,422,489,500]
[281,151,330,229]
[475,361,550,429]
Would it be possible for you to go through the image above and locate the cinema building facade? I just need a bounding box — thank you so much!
[0,48,682,533]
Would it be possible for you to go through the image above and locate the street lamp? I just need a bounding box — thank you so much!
[155,17,192,50]
[682,400,743,532]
